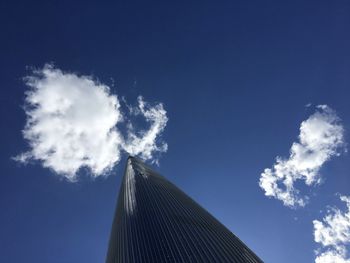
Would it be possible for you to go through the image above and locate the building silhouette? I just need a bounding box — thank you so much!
[106,157,263,263]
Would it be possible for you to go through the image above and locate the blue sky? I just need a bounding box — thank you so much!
[1,0,350,262]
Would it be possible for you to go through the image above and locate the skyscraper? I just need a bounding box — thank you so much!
[106,157,263,263]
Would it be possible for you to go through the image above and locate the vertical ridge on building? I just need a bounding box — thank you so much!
[106,156,263,263]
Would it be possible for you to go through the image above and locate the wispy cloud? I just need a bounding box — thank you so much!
[259,105,345,207]
[14,64,168,181]
[122,96,168,163]
[313,195,350,263]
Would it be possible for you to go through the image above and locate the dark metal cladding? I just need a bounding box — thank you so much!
[106,157,263,263]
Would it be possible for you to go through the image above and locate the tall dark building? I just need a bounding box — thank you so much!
[106,157,263,263]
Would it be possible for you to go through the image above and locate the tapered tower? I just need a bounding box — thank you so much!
[106,157,263,262]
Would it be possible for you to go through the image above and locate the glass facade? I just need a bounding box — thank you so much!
[106,157,263,263]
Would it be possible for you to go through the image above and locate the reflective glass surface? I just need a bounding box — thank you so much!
[106,157,263,263]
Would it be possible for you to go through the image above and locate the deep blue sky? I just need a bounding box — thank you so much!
[1,0,350,262]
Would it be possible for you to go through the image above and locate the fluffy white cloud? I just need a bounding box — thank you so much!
[14,64,168,181]
[313,196,350,263]
[259,105,345,207]
[315,250,350,263]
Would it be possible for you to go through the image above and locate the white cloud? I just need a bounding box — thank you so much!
[259,105,345,207]
[313,196,350,263]
[14,64,168,181]
[315,250,350,263]
[122,96,168,163]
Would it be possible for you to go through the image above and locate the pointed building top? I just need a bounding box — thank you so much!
[106,158,263,263]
